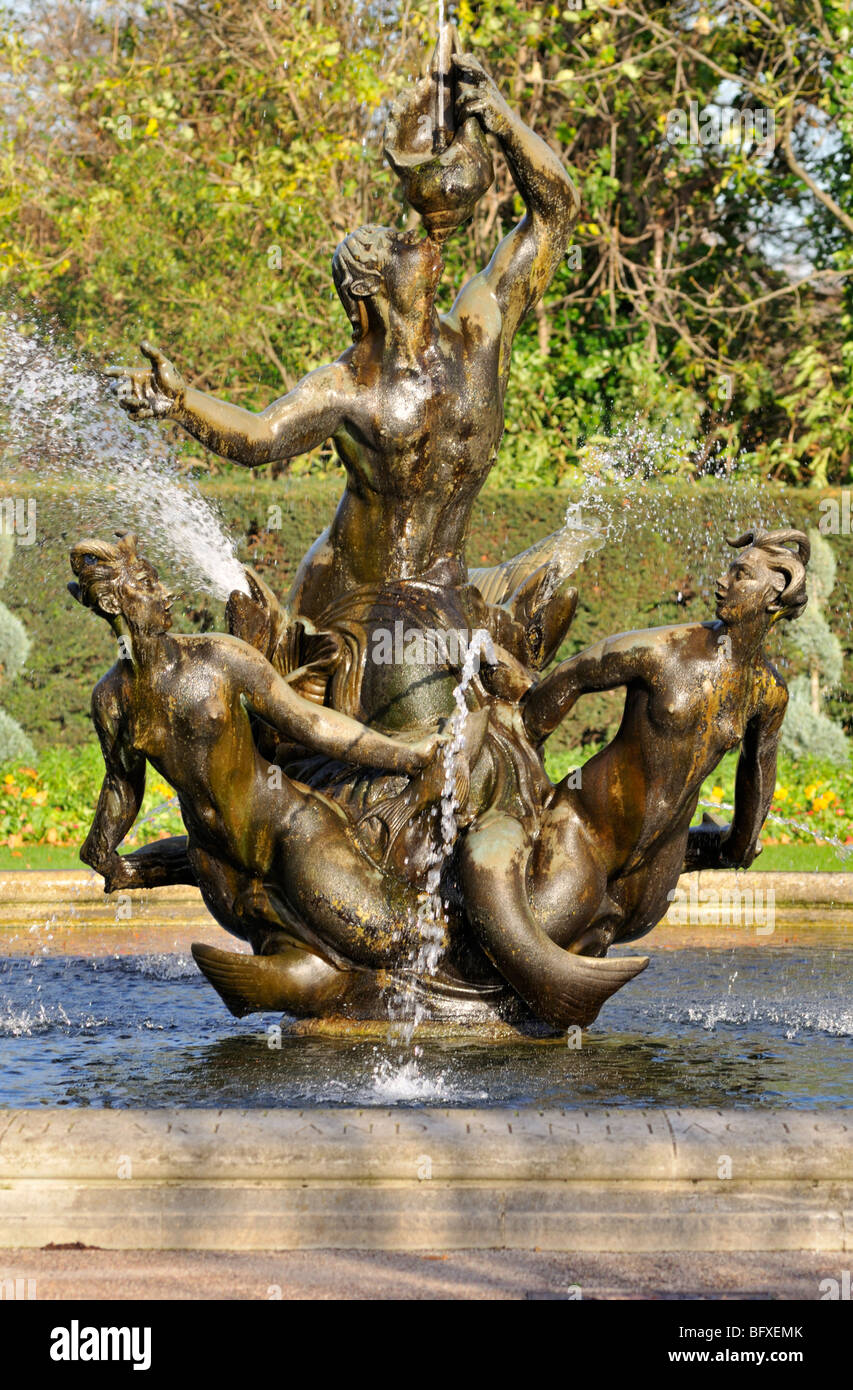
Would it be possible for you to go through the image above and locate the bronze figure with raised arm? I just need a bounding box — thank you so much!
[105,48,579,618]
[456,530,809,1029]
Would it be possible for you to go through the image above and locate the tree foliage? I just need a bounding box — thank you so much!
[0,0,850,485]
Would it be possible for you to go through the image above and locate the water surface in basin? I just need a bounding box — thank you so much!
[0,946,849,1108]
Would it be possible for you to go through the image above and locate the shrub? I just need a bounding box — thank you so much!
[0,533,34,764]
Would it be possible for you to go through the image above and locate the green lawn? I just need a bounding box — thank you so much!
[0,844,85,871]
[0,840,849,876]
[747,842,852,872]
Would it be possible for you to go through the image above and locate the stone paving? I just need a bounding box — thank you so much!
[0,1248,842,1300]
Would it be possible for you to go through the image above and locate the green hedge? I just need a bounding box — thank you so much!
[3,478,851,754]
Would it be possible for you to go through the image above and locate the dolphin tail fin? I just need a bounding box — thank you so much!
[552,951,649,1027]
[192,942,294,1017]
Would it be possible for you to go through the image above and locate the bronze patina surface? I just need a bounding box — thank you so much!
[88,29,810,1035]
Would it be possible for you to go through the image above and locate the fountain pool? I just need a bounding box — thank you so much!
[1,939,849,1109]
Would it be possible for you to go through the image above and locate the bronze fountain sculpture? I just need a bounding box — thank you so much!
[79,29,810,1034]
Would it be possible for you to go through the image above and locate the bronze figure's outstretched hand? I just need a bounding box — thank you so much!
[684,812,764,873]
[105,340,186,420]
[684,814,734,871]
[409,729,450,771]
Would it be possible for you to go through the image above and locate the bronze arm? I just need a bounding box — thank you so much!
[81,678,195,890]
[119,836,198,888]
[171,362,351,467]
[684,687,787,873]
[724,694,787,867]
[489,114,579,315]
[80,682,147,890]
[452,53,579,336]
[522,637,646,743]
[241,656,441,776]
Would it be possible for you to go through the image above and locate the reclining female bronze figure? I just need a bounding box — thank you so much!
[456,530,809,1027]
[67,534,472,1010]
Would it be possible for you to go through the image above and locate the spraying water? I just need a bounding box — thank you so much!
[0,311,248,600]
[565,418,775,548]
[699,797,853,861]
[535,412,806,630]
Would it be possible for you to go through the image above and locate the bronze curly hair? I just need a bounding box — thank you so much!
[727,528,810,621]
[330,225,388,335]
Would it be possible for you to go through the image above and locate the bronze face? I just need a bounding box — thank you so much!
[89,28,809,1035]
[715,550,777,625]
[69,534,175,633]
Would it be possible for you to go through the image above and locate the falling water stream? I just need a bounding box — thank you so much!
[374,630,496,1092]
